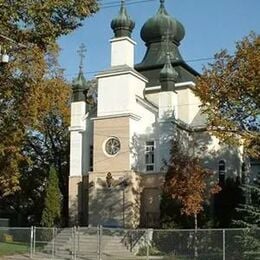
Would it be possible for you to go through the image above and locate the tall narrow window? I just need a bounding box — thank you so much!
[219,160,226,183]
[89,145,93,171]
[145,141,155,172]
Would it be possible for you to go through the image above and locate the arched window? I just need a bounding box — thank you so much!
[219,160,226,183]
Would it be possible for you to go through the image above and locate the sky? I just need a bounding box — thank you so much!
[58,0,260,81]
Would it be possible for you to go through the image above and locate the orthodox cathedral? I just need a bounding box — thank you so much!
[68,0,256,227]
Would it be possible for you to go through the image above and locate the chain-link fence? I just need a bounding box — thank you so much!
[0,227,32,258]
[0,227,259,259]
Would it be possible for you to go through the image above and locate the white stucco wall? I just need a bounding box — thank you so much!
[69,101,86,177]
[193,132,243,179]
[129,100,157,172]
[145,91,159,107]
[70,131,84,177]
[70,102,87,130]
[145,83,201,125]
[158,91,177,120]
[177,88,201,124]
[110,37,136,67]
[97,73,146,117]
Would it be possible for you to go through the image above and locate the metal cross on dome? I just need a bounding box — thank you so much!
[163,29,171,55]
[77,43,87,71]
[120,0,125,7]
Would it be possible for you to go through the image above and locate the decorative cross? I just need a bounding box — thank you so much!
[120,0,125,8]
[77,43,87,71]
[164,30,171,55]
[160,0,165,4]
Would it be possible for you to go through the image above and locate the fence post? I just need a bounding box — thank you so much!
[30,226,33,259]
[55,228,58,257]
[223,229,225,260]
[96,226,99,259]
[98,225,103,260]
[130,231,133,252]
[33,226,36,254]
[77,226,80,258]
[52,227,55,260]
[146,229,152,260]
[73,226,77,260]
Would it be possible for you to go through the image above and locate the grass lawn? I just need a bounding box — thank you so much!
[0,242,29,256]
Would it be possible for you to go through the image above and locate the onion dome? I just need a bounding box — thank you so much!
[111,0,135,38]
[160,52,178,91]
[72,68,88,102]
[72,44,88,102]
[141,0,185,46]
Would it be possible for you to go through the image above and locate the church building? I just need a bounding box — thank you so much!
[68,0,246,227]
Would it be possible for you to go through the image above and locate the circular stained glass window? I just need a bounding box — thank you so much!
[105,137,121,156]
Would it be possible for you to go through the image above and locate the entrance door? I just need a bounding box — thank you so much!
[90,188,124,228]
[141,188,160,228]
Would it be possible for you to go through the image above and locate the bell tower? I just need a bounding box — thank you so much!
[68,44,90,225]
[88,1,147,228]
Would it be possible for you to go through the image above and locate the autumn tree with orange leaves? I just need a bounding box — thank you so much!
[163,134,220,230]
[0,1,99,225]
[0,0,99,198]
[194,33,260,158]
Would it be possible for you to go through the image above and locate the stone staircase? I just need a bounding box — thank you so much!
[97,235,137,259]
[43,228,73,259]
[42,228,138,260]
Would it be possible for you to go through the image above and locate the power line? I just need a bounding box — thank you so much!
[61,0,234,79]
[100,0,156,9]
[63,56,217,78]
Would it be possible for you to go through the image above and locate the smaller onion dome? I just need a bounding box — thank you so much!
[160,52,178,91]
[72,69,87,89]
[72,68,88,102]
[111,0,135,38]
[72,43,89,102]
[141,0,185,45]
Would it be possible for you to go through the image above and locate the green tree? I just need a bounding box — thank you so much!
[234,172,260,228]
[229,173,260,260]
[41,166,61,227]
[0,47,71,226]
[194,33,260,158]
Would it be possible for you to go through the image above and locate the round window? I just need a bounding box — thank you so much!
[105,137,121,156]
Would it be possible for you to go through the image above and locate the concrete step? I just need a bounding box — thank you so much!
[43,228,136,259]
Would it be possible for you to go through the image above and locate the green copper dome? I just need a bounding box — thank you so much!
[72,69,88,102]
[160,53,178,91]
[73,70,87,88]
[111,0,135,38]
[135,0,199,88]
[141,0,185,45]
